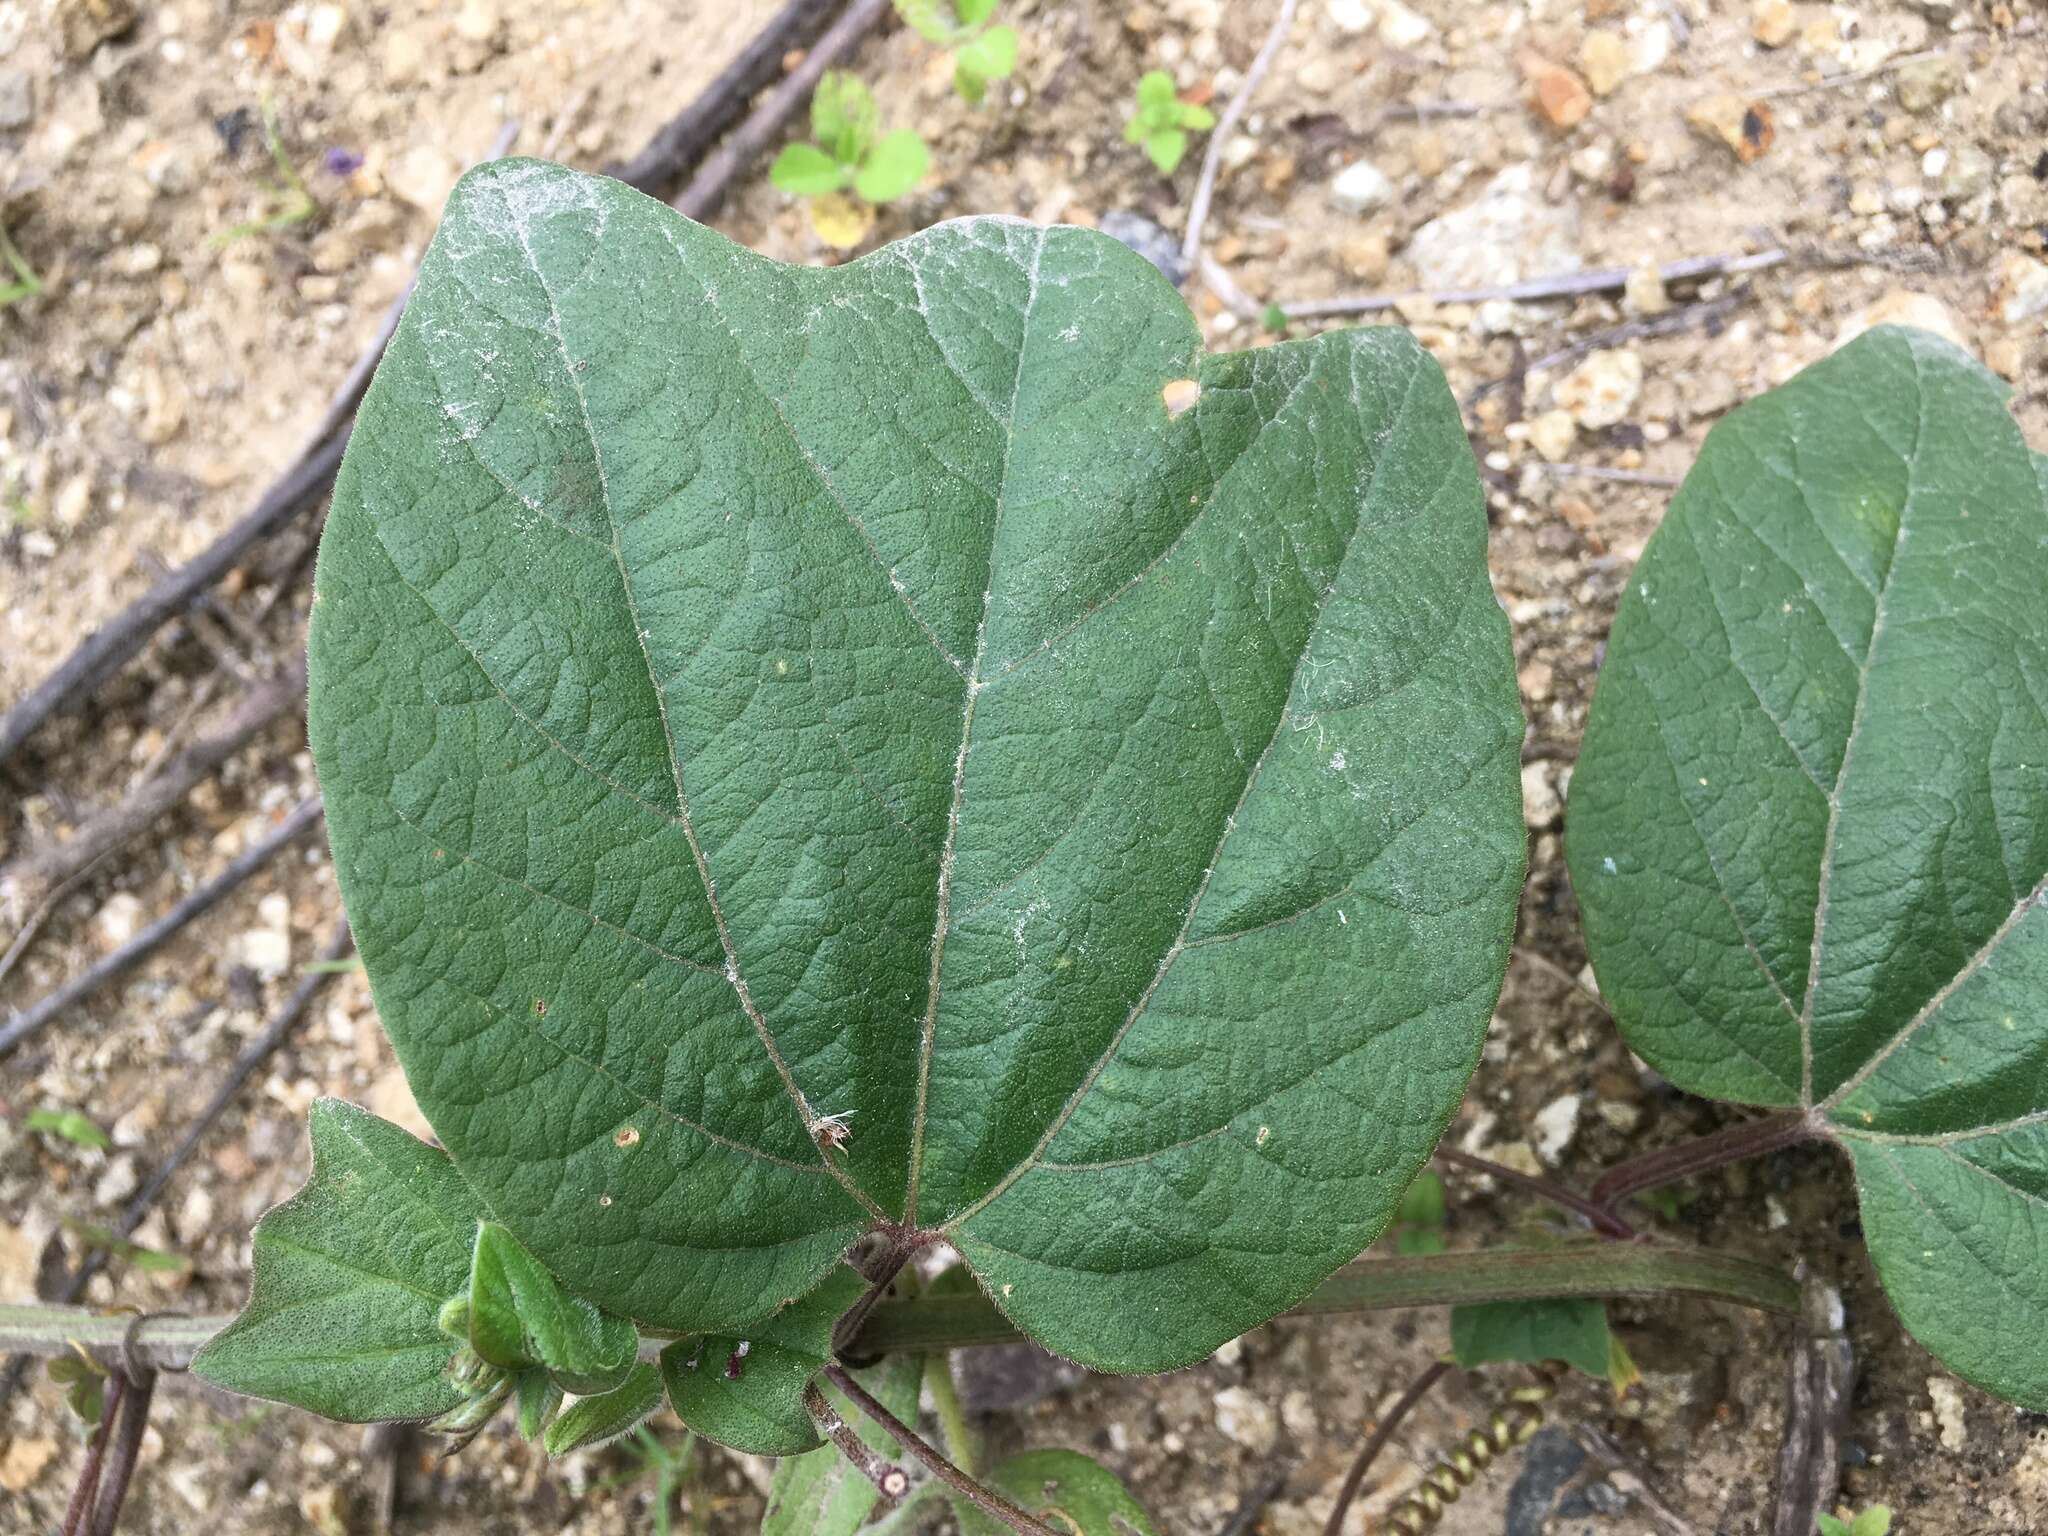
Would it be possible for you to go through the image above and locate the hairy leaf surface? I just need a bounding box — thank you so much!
[1567,327,2048,1407]
[191,1100,480,1421]
[953,1449,1158,1536]
[310,159,1524,1372]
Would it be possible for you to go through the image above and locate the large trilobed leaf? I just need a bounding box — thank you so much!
[309,158,1524,1373]
[1566,327,2048,1409]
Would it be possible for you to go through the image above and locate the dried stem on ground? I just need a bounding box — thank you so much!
[1322,1359,1454,1536]
[1181,0,1302,267]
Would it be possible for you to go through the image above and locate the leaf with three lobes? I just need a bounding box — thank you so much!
[762,1353,925,1536]
[1567,326,2048,1409]
[952,1449,1159,1536]
[468,1221,637,1393]
[191,1099,482,1421]
[307,158,1524,1373]
[658,1264,867,1454]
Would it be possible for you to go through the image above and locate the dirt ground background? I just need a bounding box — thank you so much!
[4,0,2048,1531]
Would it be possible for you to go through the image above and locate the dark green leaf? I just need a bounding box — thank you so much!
[953,1449,1158,1536]
[659,1264,865,1454]
[543,1361,664,1454]
[1449,1297,1612,1381]
[469,1222,637,1393]
[1567,326,2048,1409]
[762,1354,924,1536]
[516,1367,563,1440]
[192,1099,481,1421]
[1390,1169,1447,1257]
[309,159,1523,1373]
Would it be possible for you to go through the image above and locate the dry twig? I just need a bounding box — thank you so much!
[1279,249,1787,322]
[1182,0,1302,268]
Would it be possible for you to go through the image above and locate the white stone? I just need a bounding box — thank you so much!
[1406,165,1582,330]
[1325,0,1373,34]
[1532,1093,1582,1165]
[234,927,292,980]
[1377,0,1433,47]
[1329,158,1395,214]
[94,892,143,949]
[1928,1376,1968,1451]
[1836,290,1969,354]
[1996,251,2048,324]
[1214,1385,1279,1453]
[1520,760,1564,828]
[1280,1389,1319,1440]
[1526,409,1576,464]
[1554,349,1643,429]
[95,1155,140,1208]
[176,1185,216,1246]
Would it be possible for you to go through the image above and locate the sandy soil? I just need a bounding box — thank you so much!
[3,0,2047,1531]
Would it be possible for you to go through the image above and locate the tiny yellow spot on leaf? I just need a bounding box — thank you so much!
[615,1126,641,1148]
[1162,378,1202,419]
[599,1194,613,1207]
[1256,1125,1270,1146]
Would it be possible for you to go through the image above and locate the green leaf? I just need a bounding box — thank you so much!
[953,1449,1159,1536]
[812,71,878,165]
[516,1367,564,1439]
[957,0,999,25]
[892,0,957,43]
[1144,128,1187,174]
[543,1361,664,1454]
[853,130,928,205]
[1448,1297,1613,1381]
[469,1222,637,1393]
[26,1107,111,1151]
[954,63,990,105]
[659,1264,866,1454]
[1178,103,1217,132]
[193,1099,482,1421]
[771,143,850,198]
[1390,1169,1447,1256]
[1135,70,1177,110]
[762,1354,924,1536]
[956,25,1017,83]
[1566,326,2048,1409]
[308,159,1523,1374]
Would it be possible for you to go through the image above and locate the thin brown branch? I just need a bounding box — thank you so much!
[1589,1111,1821,1213]
[1436,1147,1636,1240]
[0,795,324,1058]
[1279,249,1788,322]
[672,0,893,221]
[804,1382,912,1501]
[823,1364,1060,1536]
[610,0,846,194]
[0,658,307,915]
[1323,1360,1452,1536]
[1771,1273,1854,1536]
[60,1371,124,1536]
[1182,0,1302,267]
[87,1363,156,1536]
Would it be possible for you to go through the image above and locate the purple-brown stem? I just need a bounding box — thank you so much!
[803,1382,911,1502]
[1322,1359,1453,1536]
[822,1364,1061,1536]
[1436,1148,1637,1241]
[59,1371,124,1536]
[1589,1111,1821,1214]
[88,1366,156,1536]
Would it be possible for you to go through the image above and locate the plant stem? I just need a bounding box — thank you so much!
[1589,1111,1821,1213]
[0,1240,1803,1373]
[804,1382,911,1501]
[924,1354,977,1478]
[60,1372,124,1536]
[823,1364,1060,1536]
[87,1365,156,1536]
[1435,1147,1636,1240]
[1322,1360,1452,1536]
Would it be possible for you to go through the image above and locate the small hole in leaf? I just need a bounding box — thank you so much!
[615,1126,640,1148]
[532,998,547,1017]
[1162,378,1201,418]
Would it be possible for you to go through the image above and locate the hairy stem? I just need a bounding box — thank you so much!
[823,1364,1059,1536]
[60,1372,123,1536]
[0,1241,1802,1372]
[88,1365,156,1536]
[1322,1360,1452,1536]
[1589,1111,1821,1213]
[803,1382,910,1502]
[1436,1147,1636,1240]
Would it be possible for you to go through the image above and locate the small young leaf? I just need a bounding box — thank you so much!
[1144,128,1188,175]
[25,1107,111,1151]
[956,0,999,25]
[1567,326,2048,1409]
[853,129,929,205]
[1449,1297,1612,1382]
[515,1367,564,1440]
[1179,103,1217,132]
[193,1099,482,1422]
[762,1354,924,1536]
[892,0,956,43]
[771,143,850,198]
[956,25,1018,83]
[1135,70,1177,110]
[659,1264,866,1454]
[1390,1170,1447,1256]
[468,1222,638,1394]
[952,1448,1159,1536]
[309,160,1522,1375]
[811,71,879,165]
[543,1361,664,1455]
